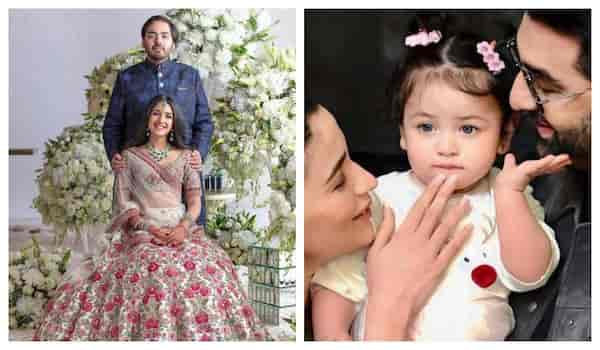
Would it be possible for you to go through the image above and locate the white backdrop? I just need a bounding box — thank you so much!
[9,8,296,221]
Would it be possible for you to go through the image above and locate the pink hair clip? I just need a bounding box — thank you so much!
[477,41,506,74]
[405,29,442,47]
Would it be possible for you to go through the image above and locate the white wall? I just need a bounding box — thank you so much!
[9,8,296,221]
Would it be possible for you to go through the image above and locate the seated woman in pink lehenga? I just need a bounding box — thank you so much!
[34,95,268,341]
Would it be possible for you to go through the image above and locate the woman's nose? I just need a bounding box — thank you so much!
[351,161,377,194]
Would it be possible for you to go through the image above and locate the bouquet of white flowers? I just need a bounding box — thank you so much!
[206,206,261,265]
[33,124,114,244]
[9,238,71,329]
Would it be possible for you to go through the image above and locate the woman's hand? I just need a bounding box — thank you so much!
[364,174,473,340]
[148,225,172,246]
[166,224,187,247]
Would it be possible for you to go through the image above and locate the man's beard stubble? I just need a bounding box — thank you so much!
[537,113,591,169]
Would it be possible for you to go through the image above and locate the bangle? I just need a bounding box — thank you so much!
[182,212,195,225]
[134,220,148,231]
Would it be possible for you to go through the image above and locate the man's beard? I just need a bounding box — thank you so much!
[148,46,171,62]
[537,113,591,169]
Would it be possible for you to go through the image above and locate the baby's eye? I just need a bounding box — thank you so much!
[417,123,434,133]
[460,125,478,134]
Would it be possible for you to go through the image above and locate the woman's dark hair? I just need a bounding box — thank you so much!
[389,15,513,133]
[305,99,320,147]
[124,95,189,150]
[527,10,590,80]
[141,15,178,45]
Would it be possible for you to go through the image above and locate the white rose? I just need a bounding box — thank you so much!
[215,50,232,66]
[22,285,34,296]
[258,72,289,97]
[205,29,218,42]
[246,42,260,57]
[187,31,204,45]
[22,268,45,288]
[199,14,218,28]
[43,277,57,290]
[256,11,272,31]
[197,52,213,69]
[181,11,193,23]
[219,29,244,47]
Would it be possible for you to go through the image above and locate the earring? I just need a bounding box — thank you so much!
[146,129,150,137]
[169,131,174,142]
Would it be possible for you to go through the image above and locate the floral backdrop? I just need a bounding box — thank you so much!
[26,9,295,329]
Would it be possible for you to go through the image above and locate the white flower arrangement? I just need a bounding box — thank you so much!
[206,206,261,265]
[9,238,71,329]
[34,8,295,261]
[33,122,114,244]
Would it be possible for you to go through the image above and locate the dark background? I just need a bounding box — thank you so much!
[305,10,534,177]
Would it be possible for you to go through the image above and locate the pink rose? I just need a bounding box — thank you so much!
[100,282,110,294]
[195,312,209,325]
[165,266,178,278]
[218,299,231,311]
[170,304,183,317]
[191,283,201,291]
[147,262,160,273]
[111,325,119,339]
[127,311,140,323]
[114,270,125,279]
[104,302,115,312]
[184,261,196,271]
[201,334,212,341]
[147,286,157,295]
[79,291,88,303]
[92,318,102,330]
[205,265,216,275]
[60,302,69,311]
[242,305,254,318]
[113,243,123,252]
[90,271,102,282]
[113,295,124,305]
[142,295,150,305]
[129,273,140,284]
[82,302,93,312]
[199,286,210,297]
[145,318,159,329]
[184,288,195,298]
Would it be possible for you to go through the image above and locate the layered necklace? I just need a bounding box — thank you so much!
[146,143,170,163]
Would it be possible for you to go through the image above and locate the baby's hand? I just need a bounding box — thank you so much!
[495,153,571,192]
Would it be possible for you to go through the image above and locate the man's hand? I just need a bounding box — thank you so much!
[189,150,202,171]
[111,153,126,172]
[495,153,572,193]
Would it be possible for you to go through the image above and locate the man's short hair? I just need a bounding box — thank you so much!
[528,10,590,80]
